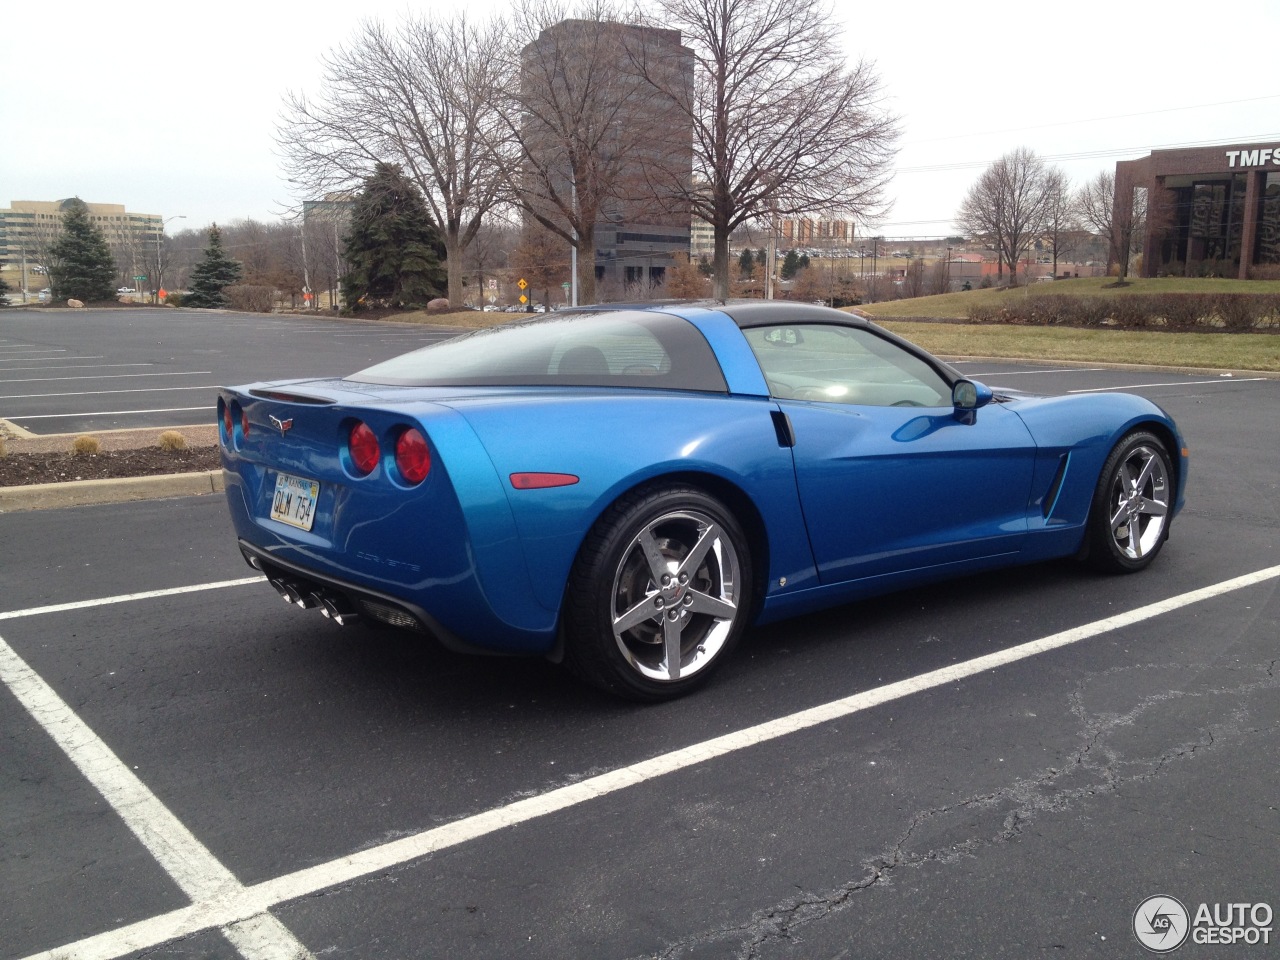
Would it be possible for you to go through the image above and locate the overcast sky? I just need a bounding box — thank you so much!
[4,0,1278,240]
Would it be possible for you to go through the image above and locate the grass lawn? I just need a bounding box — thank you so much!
[856,276,1280,321]
[375,279,1280,373]
[876,321,1280,372]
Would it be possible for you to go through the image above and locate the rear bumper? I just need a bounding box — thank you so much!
[238,540,533,656]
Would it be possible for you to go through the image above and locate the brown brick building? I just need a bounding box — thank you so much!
[1112,142,1280,279]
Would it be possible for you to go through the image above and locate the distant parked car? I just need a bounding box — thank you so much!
[117,286,135,294]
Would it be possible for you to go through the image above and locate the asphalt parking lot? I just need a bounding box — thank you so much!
[1,309,1278,959]
[0,307,455,435]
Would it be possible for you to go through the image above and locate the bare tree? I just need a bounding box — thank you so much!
[500,1,686,304]
[635,0,898,298]
[928,258,950,295]
[957,148,1052,287]
[1077,169,1147,279]
[279,13,511,306]
[957,167,1006,281]
[1076,170,1116,248]
[509,220,573,309]
[1041,169,1080,277]
[902,258,926,298]
[661,252,711,298]
[461,218,519,307]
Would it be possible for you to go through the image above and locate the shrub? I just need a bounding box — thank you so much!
[1074,297,1110,327]
[1107,296,1156,329]
[72,435,101,455]
[225,285,276,313]
[967,303,999,323]
[158,430,187,451]
[1249,263,1280,281]
[1215,295,1262,331]
[164,291,184,307]
[1151,293,1207,329]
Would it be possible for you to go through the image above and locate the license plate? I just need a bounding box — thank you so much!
[270,472,320,531]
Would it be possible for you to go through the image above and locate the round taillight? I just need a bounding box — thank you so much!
[241,410,250,436]
[222,403,233,437]
[395,428,431,485]
[348,421,381,475]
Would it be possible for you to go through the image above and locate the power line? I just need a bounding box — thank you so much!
[903,94,1280,146]
[897,132,1280,175]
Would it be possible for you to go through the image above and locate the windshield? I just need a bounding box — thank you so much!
[347,311,728,392]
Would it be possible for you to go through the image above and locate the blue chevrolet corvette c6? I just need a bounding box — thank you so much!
[219,301,1188,700]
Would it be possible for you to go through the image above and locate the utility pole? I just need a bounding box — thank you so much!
[765,201,778,300]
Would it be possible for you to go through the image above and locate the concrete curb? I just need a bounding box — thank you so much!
[0,470,225,513]
[931,355,1280,377]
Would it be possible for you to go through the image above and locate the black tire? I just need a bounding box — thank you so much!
[562,485,753,701]
[1084,430,1174,573]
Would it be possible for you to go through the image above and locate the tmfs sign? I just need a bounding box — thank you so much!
[1225,147,1280,167]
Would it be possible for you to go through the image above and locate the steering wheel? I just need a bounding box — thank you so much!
[892,399,925,407]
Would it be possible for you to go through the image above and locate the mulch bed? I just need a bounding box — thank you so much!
[0,447,220,487]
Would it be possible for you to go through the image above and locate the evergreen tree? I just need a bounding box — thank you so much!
[341,162,447,311]
[185,225,243,309]
[48,199,117,302]
[798,252,811,270]
[780,249,800,279]
[0,274,10,299]
[737,247,754,277]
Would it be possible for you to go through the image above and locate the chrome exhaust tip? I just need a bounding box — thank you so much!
[319,594,360,626]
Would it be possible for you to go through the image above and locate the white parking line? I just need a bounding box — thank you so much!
[7,406,213,421]
[0,363,154,373]
[964,368,1106,376]
[0,633,313,960]
[0,356,103,363]
[0,578,264,621]
[0,385,217,400]
[1068,378,1268,393]
[0,371,212,385]
[9,563,1280,960]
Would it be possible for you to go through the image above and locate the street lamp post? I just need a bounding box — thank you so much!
[154,215,186,304]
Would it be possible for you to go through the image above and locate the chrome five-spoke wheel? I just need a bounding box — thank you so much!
[610,509,742,683]
[1088,431,1173,573]
[564,486,752,700]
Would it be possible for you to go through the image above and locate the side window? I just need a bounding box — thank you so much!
[550,331,673,377]
[744,324,952,407]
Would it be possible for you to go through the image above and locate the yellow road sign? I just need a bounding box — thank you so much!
[517,278,528,290]
[519,294,529,303]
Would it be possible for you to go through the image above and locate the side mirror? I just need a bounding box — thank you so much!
[952,379,993,424]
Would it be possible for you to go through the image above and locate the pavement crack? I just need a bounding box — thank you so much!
[635,659,1279,960]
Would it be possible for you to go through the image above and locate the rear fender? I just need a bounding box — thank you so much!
[453,394,818,615]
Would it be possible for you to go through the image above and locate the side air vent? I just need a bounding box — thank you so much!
[1043,454,1069,519]
[770,410,796,448]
